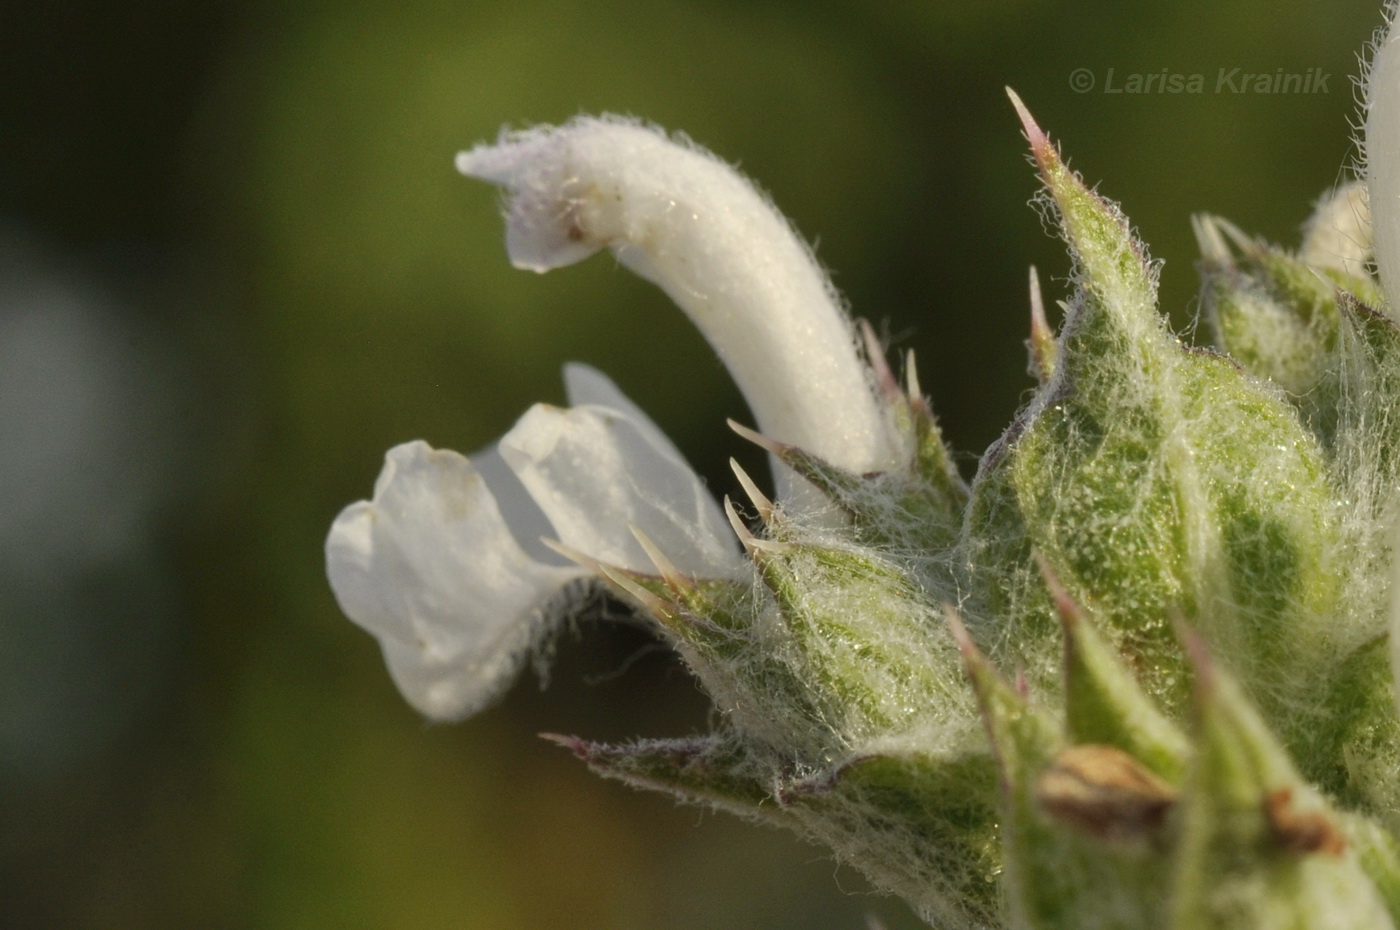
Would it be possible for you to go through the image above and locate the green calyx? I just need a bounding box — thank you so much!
[548,93,1400,929]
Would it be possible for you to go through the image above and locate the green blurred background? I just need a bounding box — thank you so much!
[0,1,1381,927]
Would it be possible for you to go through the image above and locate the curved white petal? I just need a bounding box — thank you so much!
[458,116,900,492]
[499,398,744,580]
[1367,11,1400,309]
[326,441,584,720]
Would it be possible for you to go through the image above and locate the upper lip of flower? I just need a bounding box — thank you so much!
[455,115,903,496]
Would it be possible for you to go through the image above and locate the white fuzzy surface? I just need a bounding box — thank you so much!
[457,116,901,497]
[326,367,742,721]
[1301,182,1372,277]
[1367,4,1400,310]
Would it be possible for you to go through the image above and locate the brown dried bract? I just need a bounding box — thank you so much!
[1264,787,1346,857]
[1035,744,1177,842]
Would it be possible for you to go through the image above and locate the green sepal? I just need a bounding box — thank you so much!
[858,317,971,527]
[779,749,1002,929]
[1168,636,1395,930]
[1196,217,1333,431]
[1334,296,1400,502]
[1315,636,1400,830]
[964,93,1187,699]
[952,607,1173,930]
[1009,91,1157,324]
[965,100,1342,741]
[1048,567,1190,783]
[1171,348,1342,739]
[896,385,972,532]
[950,608,1067,928]
[750,537,966,743]
[544,731,785,825]
[728,418,965,553]
[594,564,744,649]
[583,552,843,762]
[1196,214,1384,447]
[950,606,1061,768]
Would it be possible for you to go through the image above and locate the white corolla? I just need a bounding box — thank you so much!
[326,116,900,721]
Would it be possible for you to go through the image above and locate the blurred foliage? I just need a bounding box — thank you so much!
[0,0,1382,927]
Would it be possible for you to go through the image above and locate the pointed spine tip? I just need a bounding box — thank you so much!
[1034,552,1082,631]
[628,525,694,593]
[1028,266,1047,329]
[1191,214,1233,266]
[1027,265,1057,381]
[1212,215,1263,261]
[727,418,785,456]
[1006,87,1052,164]
[601,564,675,617]
[904,349,924,404]
[723,495,752,545]
[543,537,675,617]
[729,459,776,524]
[541,536,603,573]
[539,732,589,757]
[857,318,901,398]
[723,496,787,555]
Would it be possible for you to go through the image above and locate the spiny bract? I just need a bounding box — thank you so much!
[326,9,1400,929]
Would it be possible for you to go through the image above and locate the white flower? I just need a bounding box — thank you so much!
[326,364,743,720]
[456,115,901,495]
[331,116,901,720]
